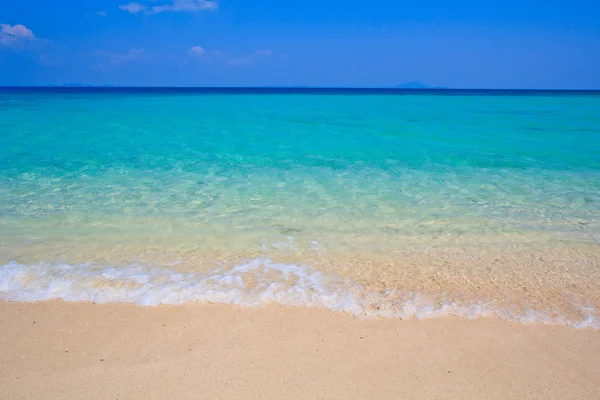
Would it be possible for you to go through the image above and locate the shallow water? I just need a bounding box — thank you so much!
[1,88,599,327]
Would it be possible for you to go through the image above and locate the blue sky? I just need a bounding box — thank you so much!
[1,1,599,88]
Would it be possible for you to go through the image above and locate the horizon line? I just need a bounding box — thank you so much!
[1,86,600,91]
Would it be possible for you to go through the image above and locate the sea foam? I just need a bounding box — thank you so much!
[1,259,598,329]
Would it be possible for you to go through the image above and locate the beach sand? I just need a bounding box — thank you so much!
[1,301,599,400]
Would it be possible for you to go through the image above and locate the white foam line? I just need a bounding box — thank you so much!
[0,259,598,329]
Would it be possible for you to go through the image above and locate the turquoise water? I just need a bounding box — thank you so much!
[1,89,600,326]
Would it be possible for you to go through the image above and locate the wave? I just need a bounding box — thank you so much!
[1,259,598,329]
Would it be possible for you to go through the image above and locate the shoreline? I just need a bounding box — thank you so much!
[1,300,599,400]
[3,245,600,328]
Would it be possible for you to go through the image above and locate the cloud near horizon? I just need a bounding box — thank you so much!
[119,0,218,14]
[118,2,146,13]
[0,23,35,46]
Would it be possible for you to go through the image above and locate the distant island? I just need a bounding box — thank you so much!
[46,83,116,87]
[393,81,438,89]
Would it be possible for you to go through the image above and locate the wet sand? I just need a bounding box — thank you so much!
[1,301,600,400]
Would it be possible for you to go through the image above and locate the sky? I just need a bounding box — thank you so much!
[1,1,599,88]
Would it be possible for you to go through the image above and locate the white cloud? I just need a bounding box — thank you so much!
[96,48,147,68]
[1,24,34,38]
[97,11,108,17]
[189,46,205,56]
[0,23,35,46]
[228,49,274,66]
[120,0,218,14]
[119,2,147,13]
[152,0,218,13]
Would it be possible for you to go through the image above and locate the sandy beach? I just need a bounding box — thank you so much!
[1,301,599,400]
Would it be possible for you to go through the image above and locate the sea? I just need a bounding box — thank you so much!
[1,87,599,327]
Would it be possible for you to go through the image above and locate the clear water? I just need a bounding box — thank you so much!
[1,88,600,327]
